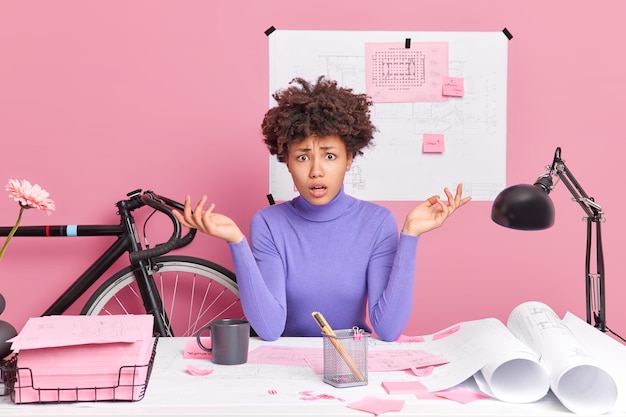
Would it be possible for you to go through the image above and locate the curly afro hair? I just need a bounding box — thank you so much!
[261,76,377,163]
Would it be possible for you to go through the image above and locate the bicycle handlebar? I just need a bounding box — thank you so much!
[128,191,197,263]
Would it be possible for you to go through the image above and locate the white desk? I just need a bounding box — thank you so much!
[0,337,622,416]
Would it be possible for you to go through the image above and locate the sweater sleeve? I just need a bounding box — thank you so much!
[227,217,288,341]
[367,227,419,342]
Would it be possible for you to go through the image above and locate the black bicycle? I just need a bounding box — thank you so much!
[0,189,243,337]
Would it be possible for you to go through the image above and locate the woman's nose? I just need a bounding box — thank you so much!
[309,157,324,178]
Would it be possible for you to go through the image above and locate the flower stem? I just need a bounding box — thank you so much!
[0,206,25,262]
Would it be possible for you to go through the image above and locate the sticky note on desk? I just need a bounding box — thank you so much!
[423,134,445,153]
[432,324,461,340]
[442,76,464,97]
[183,337,212,359]
[382,380,429,395]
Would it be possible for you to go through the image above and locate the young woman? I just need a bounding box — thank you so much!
[175,76,470,341]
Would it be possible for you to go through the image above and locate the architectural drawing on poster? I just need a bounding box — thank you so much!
[268,30,508,201]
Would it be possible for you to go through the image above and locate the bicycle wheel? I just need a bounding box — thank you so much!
[81,255,243,337]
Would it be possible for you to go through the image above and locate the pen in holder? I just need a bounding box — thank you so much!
[322,327,369,388]
[311,312,369,388]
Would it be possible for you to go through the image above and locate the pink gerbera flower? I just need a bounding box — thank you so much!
[1,179,55,261]
[6,179,55,214]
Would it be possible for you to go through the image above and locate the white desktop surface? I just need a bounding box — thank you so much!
[0,336,621,416]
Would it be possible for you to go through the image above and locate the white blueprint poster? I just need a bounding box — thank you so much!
[268,30,508,201]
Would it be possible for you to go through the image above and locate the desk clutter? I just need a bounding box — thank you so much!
[1,314,157,404]
[0,304,625,415]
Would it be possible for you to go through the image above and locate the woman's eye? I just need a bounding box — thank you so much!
[325,154,337,160]
[297,155,308,162]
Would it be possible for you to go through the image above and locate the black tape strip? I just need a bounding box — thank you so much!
[502,28,513,40]
[266,194,275,205]
[265,26,276,36]
[405,38,411,48]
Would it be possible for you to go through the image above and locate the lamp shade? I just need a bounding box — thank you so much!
[491,184,555,230]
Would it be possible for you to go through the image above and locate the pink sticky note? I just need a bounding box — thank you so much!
[423,134,445,153]
[416,390,441,400]
[409,365,436,377]
[442,76,464,97]
[434,387,490,404]
[183,337,212,359]
[347,396,405,415]
[395,334,425,343]
[381,380,428,395]
[432,324,461,340]
[185,365,214,376]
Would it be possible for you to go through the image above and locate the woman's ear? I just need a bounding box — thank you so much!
[346,153,354,171]
[283,150,291,173]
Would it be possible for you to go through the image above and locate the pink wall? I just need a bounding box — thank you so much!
[2,1,626,339]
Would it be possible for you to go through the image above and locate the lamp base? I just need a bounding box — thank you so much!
[0,294,17,360]
[0,320,16,360]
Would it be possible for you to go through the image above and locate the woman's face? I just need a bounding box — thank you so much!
[285,134,352,206]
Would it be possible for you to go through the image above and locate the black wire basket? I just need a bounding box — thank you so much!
[1,336,158,404]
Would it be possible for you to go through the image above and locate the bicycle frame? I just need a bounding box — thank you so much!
[0,189,197,336]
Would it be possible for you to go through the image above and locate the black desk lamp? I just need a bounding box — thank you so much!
[491,147,624,342]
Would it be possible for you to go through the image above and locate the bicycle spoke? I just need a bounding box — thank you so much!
[188,274,213,337]
[181,292,244,337]
[187,274,196,337]
[81,257,242,338]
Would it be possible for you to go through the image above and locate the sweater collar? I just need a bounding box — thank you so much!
[292,187,355,222]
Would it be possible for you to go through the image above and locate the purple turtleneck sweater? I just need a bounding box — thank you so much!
[228,188,419,342]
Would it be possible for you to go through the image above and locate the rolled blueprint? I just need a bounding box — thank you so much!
[507,301,617,415]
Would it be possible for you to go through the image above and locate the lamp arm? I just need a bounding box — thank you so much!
[548,147,606,332]
[551,147,603,221]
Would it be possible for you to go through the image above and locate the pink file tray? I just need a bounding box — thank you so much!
[1,336,158,404]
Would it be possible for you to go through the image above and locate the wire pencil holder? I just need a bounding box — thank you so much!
[323,328,369,388]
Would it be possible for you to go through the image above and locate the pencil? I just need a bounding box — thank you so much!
[311,311,365,382]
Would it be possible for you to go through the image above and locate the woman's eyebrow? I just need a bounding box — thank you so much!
[291,144,339,152]
[291,145,311,152]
